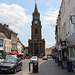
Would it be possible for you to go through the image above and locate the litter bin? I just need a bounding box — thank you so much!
[67,61,72,72]
[33,63,38,73]
[29,62,38,73]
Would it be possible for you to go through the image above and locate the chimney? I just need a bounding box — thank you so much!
[4,24,6,27]
[7,25,9,28]
[0,23,2,25]
[4,24,9,28]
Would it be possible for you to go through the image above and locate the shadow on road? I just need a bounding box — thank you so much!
[0,70,22,75]
[29,59,75,75]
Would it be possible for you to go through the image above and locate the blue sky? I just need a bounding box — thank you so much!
[0,0,62,48]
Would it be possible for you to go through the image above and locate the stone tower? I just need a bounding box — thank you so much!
[28,3,45,56]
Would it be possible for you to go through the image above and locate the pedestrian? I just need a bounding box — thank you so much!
[59,56,62,66]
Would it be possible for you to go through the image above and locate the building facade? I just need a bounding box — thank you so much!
[56,0,75,61]
[4,38,12,54]
[0,32,12,58]
[17,38,22,54]
[28,3,45,56]
[45,48,52,56]
[17,38,25,55]
[0,23,17,52]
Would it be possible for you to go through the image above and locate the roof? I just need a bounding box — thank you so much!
[3,24,17,35]
[0,32,8,39]
[46,48,52,51]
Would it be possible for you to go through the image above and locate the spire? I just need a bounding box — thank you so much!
[34,3,38,12]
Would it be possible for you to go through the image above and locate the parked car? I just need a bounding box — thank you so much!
[0,58,22,74]
[30,56,38,63]
[21,56,25,60]
[42,56,48,60]
[0,58,4,63]
[6,55,21,60]
[47,55,52,59]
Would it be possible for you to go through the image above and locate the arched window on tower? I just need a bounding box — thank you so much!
[35,28,38,34]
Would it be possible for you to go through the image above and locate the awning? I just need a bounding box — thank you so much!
[11,51,20,55]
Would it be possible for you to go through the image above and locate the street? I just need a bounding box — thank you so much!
[0,59,75,75]
[14,59,45,75]
[0,0,75,75]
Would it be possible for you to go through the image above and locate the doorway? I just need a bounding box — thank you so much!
[34,44,38,55]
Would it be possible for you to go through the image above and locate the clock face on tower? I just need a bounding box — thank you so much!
[34,20,38,24]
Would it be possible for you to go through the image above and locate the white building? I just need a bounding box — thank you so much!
[56,0,75,61]
[4,38,12,54]
[45,48,52,56]
[0,32,12,58]
[17,38,24,55]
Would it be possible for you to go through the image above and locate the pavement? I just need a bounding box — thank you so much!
[0,59,75,75]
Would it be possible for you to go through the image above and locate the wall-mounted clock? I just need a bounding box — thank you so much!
[34,20,38,24]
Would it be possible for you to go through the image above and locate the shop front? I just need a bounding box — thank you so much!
[67,33,75,60]
[61,41,68,61]
[62,48,68,61]
[0,39,5,59]
[56,43,62,56]
[0,50,3,58]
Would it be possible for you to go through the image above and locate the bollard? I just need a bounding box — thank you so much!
[33,62,38,73]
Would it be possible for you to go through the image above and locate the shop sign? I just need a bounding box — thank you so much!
[61,41,66,46]
[12,50,18,54]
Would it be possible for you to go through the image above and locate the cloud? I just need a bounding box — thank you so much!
[46,41,56,47]
[0,3,31,31]
[0,3,58,48]
[41,9,58,48]
[42,9,59,27]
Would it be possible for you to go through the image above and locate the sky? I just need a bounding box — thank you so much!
[0,0,62,48]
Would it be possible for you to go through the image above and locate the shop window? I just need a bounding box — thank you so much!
[0,39,3,46]
[70,47,75,58]
[0,53,2,58]
[74,47,75,58]
[68,0,70,4]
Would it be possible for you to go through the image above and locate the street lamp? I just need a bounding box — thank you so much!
[70,12,75,24]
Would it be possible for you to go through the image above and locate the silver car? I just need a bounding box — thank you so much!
[30,56,38,63]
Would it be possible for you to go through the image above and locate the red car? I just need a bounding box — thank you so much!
[42,56,48,60]
[21,56,25,60]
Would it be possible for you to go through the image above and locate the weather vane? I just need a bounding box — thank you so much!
[35,0,37,3]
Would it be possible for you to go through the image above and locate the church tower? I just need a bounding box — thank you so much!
[28,3,45,56]
[32,3,41,40]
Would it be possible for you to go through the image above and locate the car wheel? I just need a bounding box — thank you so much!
[13,69,16,74]
[20,67,22,71]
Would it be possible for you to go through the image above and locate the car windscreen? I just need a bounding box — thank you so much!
[2,58,17,63]
[31,56,37,59]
